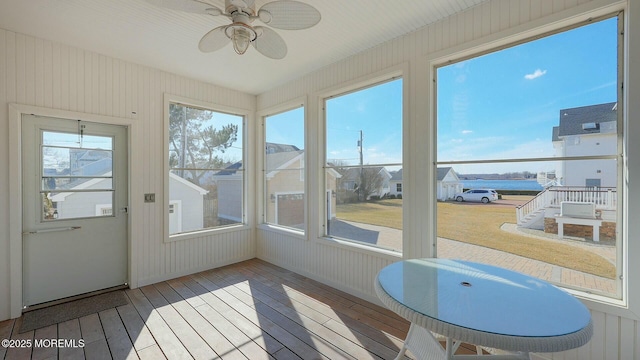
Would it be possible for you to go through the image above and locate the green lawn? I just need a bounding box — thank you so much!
[336,197,615,279]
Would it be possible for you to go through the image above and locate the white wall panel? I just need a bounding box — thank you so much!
[0,27,256,320]
[257,230,400,304]
[257,0,639,359]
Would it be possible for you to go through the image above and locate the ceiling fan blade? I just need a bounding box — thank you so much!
[258,1,321,30]
[199,26,230,53]
[146,0,222,15]
[253,27,287,59]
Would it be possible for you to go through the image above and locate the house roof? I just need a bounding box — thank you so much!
[215,161,243,176]
[437,167,454,181]
[217,143,304,177]
[266,151,304,174]
[52,172,208,201]
[554,102,617,139]
[266,143,300,153]
[390,169,403,181]
[341,167,392,182]
[169,173,209,195]
[388,167,458,182]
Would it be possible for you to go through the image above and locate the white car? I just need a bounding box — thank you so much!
[454,189,498,203]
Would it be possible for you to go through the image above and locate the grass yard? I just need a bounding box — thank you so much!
[336,197,616,279]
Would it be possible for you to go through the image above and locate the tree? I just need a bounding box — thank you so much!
[168,104,239,186]
[358,167,386,201]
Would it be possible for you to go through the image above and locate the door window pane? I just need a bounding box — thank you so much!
[41,131,115,221]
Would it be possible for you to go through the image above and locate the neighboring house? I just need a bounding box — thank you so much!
[51,172,208,234]
[339,167,391,200]
[437,167,463,201]
[211,161,244,224]
[265,148,305,227]
[168,173,209,234]
[517,102,618,238]
[552,102,617,187]
[388,167,462,201]
[49,151,208,233]
[389,169,403,197]
[215,143,341,225]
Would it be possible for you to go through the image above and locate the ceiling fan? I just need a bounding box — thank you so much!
[147,0,321,59]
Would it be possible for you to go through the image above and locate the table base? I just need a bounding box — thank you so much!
[398,323,531,360]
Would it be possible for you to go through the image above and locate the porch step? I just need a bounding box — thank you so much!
[519,209,545,228]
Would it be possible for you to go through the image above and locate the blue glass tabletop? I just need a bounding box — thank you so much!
[377,258,592,338]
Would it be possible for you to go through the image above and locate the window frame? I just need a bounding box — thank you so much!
[430,10,629,308]
[259,99,307,235]
[319,65,408,254]
[163,94,249,243]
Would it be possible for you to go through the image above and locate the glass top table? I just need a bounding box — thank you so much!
[375,258,593,359]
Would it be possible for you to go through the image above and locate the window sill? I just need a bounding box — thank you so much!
[257,224,306,240]
[569,289,639,321]
[316,236,403,261]
[165,224,250,243]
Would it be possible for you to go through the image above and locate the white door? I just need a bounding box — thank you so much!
[22,115,128,307]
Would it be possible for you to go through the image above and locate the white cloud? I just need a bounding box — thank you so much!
[461,130,473,134]
[524,69,547,80]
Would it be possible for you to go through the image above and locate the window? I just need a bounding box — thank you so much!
[263,106,305,231]
[167,101,244,236]
[435,16,623,299]
[324,77,403,252]
[41,130,115,221]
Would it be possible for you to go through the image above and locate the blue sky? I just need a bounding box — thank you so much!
[263,16,617,174]
[437,16,617,173]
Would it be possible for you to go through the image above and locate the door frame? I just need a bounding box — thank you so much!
[8,103,142,318]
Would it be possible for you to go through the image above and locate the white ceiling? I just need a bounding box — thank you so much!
[0,0,487,95]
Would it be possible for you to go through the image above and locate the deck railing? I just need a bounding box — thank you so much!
[516,186,617,225]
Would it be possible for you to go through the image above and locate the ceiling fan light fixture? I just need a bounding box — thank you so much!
[226,23,257,55]
[232,27,251,54]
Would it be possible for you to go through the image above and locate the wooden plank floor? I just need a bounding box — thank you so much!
[0,259,481,359]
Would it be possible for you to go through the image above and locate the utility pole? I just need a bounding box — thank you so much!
[358,130,363,168]
[358,130,363,201]
[179,106,187,178]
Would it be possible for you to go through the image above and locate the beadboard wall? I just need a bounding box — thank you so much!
[0,28,256,320]
[256,0,640,359]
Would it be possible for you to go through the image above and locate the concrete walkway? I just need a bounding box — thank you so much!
[332,220,617,295]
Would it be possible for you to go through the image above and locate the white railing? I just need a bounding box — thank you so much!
[516,191,548,225]
[516,186,617,226]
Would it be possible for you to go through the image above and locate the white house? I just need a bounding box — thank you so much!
[389,169,403,197]
[388,167,463,201]
[552,102,618,187]
[52,172,207,234]
[168,173,209,234]
[437,167,463,201]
